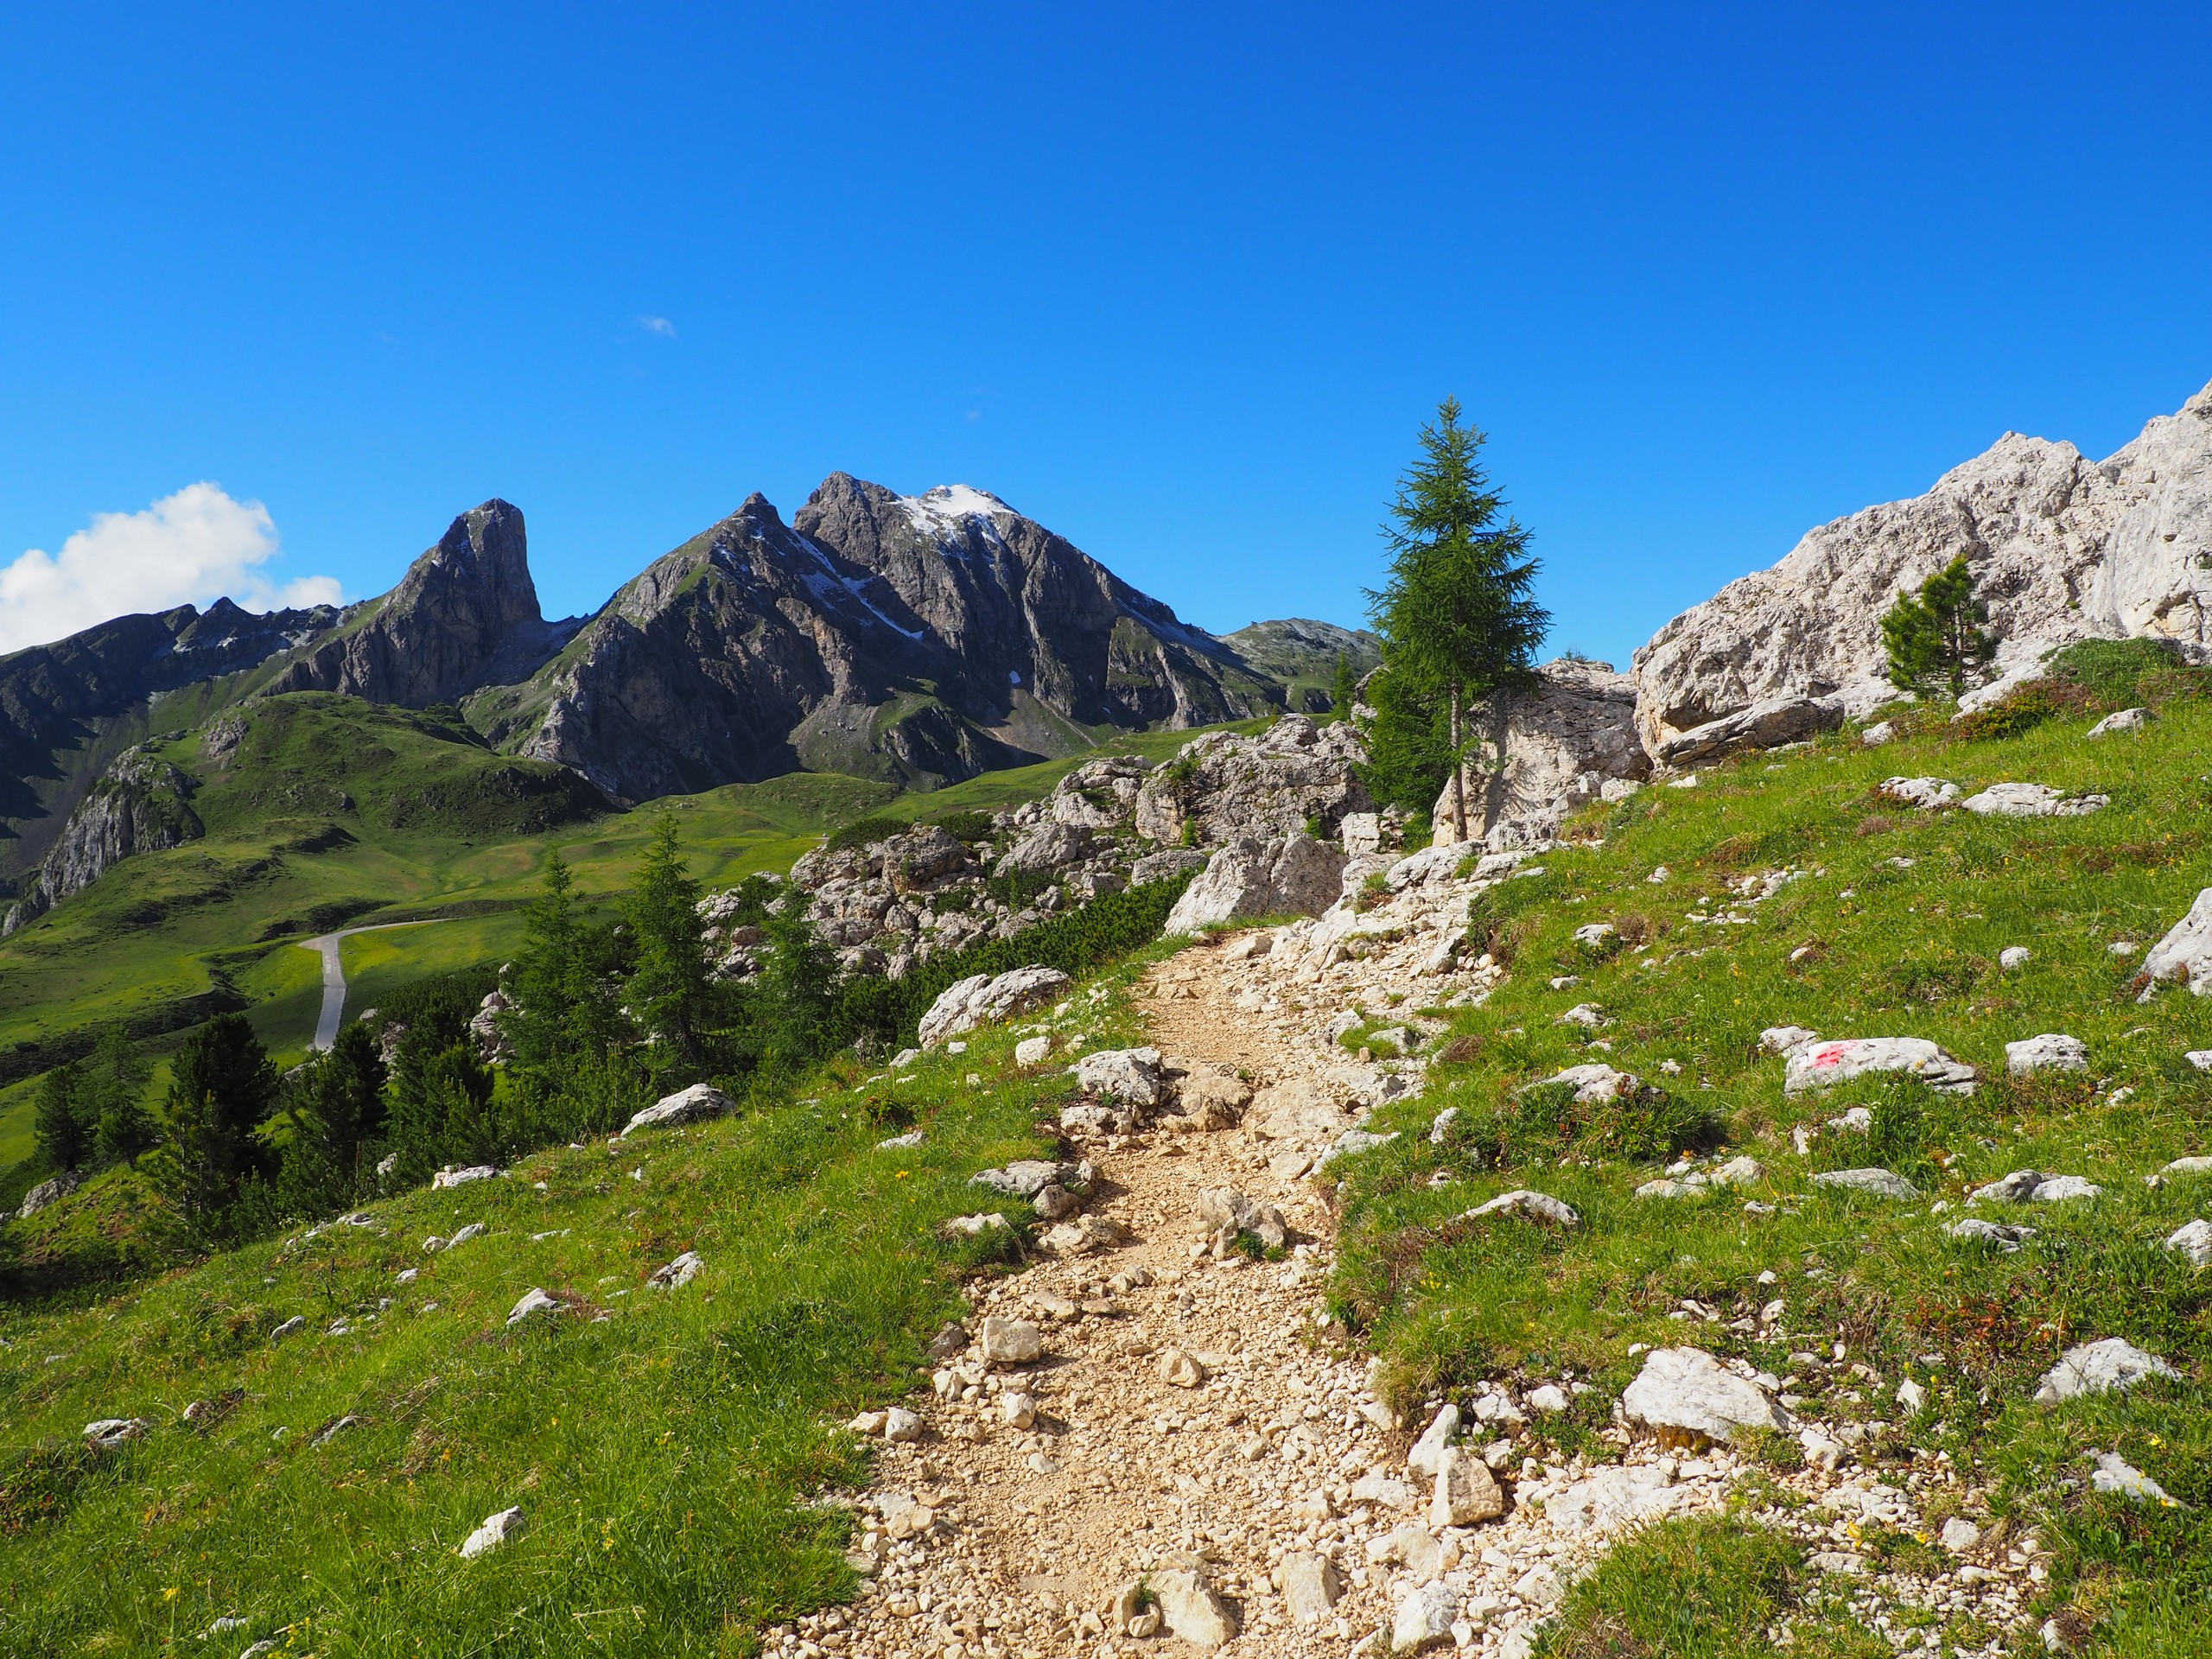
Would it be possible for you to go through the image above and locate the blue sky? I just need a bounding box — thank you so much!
[3,3,2209,665]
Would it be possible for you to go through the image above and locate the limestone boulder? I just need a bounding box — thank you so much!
[2006,1033,2089,1074]
[2035,1338,2180,1403]
[1621,1347,1789,1443]
[918,966,1071,1046]
[1654,693,1844,769]
[1133,714,1370,846]
[1961,783,2108,817]
[1783,1036,1977,1096]
[620,1084,735,1138]
[1426,658,1649,849]
[1069,1046,1166,1108]
[1162,834,1346,934]
[2142,888,2212,996]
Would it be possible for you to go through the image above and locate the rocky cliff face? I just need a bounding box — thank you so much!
[481,480,1287,803]
[0,597,335,884]
[1632,378,2212,751]
[2,749,203,935]
[264,500,576,709]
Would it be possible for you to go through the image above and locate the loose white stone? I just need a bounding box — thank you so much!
[2035,1338,2179,1402]
[506,1288,561,1326]
[977,1317,1042,1364]
[2091,1452,2174,1503]
[2006,1033,2088,1074]
[619,1083,735,1139]
[1432,1446,1505,1526]
[1407,1403,1461,1478]
[1811,1167,1922,1200]
[460,1505,525,1559]
[2164,1218,2212,1267]
[1464,1188,1580,1228]
[1621,1347,1790,1442]
[2087,707,2151,736]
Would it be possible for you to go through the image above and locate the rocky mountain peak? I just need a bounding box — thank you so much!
[410,499,539,632]
[264,498,573,709]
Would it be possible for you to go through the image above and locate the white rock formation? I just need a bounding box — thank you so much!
[1427,658,1649,848]
[1620,1347,1789,1443]
[2034,1338,2179,1403]
[2006,1033,2089,1074]
[1653,693,1844,768]
[917,966,1071,1046]
[619,1084,736,1138]
[1632,378,2212,752]
[2142,888,2212,995]
[1782,1036,1978,1096]
[460,1506,525,1559]
[1162,834,1345,934]
[1960,783,2107,817]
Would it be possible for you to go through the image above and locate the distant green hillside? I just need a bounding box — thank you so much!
[0,695,1263,1166]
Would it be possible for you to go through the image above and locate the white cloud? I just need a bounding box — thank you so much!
[0,483,342,655]
[637,315,677,337]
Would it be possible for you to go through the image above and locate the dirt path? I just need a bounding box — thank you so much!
[821,935,1399,1659]
[798,918,1803,1659]
[297,921,440,1050]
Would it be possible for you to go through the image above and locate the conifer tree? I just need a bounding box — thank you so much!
[624,812,709,1070]
[1330,652,1357,720]
[278,1023,387,1214]
[86,1027,156,1168]
[160,1014,277,1222]
[503,848,619,1084]
[1882,555,1998,697]
[1366,399,1549,842]
[32,1061,92,1173]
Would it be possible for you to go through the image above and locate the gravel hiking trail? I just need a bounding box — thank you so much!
[815,933,1696,1659]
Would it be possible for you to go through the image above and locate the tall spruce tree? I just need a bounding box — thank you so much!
[502,848,619,1084]
[1882,554,1998,697]
[32,1061,92,1173]
[1366,398,1549,843]
[624,812,709,1071]
[86,1027,156,1168]
[160,1014,278,1222]
[1330,652,1357,720]
[278,1023,388,1214]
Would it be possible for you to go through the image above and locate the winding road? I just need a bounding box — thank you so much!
[297,921,442,1050]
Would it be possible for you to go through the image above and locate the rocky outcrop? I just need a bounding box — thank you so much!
[1163,835,1346,934]
[1633,378,2212,753]
[3,748,203,935]
[1133,714,1371,845]
[1426,658,1649,848]
[265,500,576,709]
[1651,693,1844,769]
[747,715,1370,981]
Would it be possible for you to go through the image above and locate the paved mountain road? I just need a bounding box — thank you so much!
[298,921,442,1050]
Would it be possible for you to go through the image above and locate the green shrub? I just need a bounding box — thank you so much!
[823,816,909,853]
[1956,679,2068,740]
[2044,637,2187,709]
[931,810,995,842]
[1446,1076,1723,1169]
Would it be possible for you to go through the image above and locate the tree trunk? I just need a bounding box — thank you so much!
[1448,683,1467,845]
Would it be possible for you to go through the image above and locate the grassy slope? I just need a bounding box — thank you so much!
[1324,699,2212,1656]
[0,957,1158,1655]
